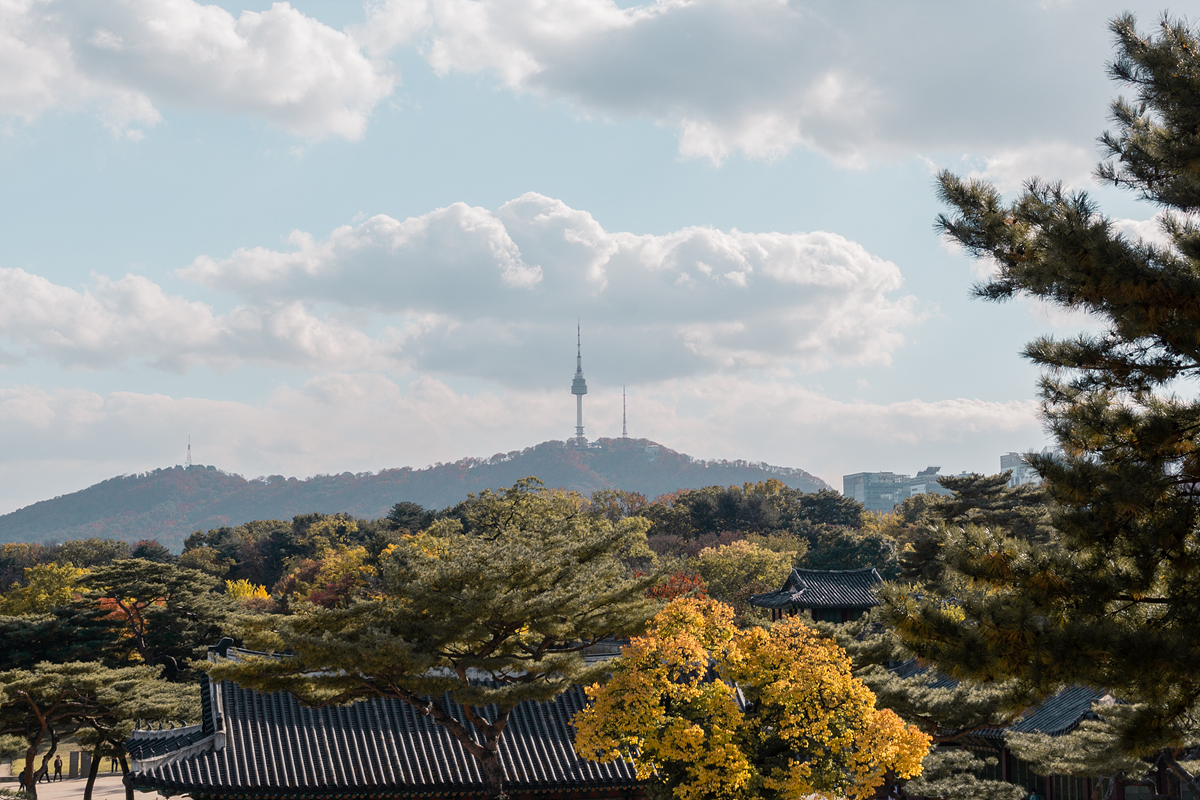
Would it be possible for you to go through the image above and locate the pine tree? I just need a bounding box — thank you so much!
[80,559,232,680]
[208,478,659,798]
[0,662,194,800]
[885,13,1200,793]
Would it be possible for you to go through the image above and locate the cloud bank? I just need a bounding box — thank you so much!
[0,194,919,383]
[0,0,393,138]
[1,0,1157,171]
[363,0,1140,166]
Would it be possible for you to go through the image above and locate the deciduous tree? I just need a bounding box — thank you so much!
[574,598,930,800]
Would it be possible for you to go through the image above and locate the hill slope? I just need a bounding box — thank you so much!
[0,438,830,550]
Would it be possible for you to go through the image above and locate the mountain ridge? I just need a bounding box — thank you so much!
[0,438,830,550]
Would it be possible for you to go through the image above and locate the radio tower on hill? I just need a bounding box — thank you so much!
[571,323,588,444]
[622,386,628,439]
[186,435,193,467]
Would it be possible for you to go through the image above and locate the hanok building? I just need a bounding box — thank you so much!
[126,644,644,800]
[748,567,883,623]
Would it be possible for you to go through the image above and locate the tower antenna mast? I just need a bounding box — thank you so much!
[186,435,193,468]
[571,322,588,444]
[622,386,627,439]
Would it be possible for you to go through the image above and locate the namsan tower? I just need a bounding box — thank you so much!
[571,323,588,444]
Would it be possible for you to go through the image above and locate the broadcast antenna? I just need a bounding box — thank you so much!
[186,435,193,467]
[622,386,628,439]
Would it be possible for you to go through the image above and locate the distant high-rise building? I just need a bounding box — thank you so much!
[571,323,588,444]
[1001,446,1062,487]
[843,472,909,513]
[843,466,956,512]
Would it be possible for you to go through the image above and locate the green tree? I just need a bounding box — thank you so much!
[385,501,436,532]
[799,524,900,579]
[0,662,194,800]
[827,614,1038,800]
[0,563,87,615]
[49,539,130,569]
[574,598,931,800]
[690,539,798,620]
[886,13,1200,793]
[207,478,659,798]
[80,559,231,680]
[0,610,122,672]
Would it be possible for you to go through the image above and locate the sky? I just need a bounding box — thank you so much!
[0,0,1176,513]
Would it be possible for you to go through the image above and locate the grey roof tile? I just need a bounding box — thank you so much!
[130,679,642,798]
[749,567,882,610]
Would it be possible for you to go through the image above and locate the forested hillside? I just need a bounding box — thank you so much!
[0,438,828,549]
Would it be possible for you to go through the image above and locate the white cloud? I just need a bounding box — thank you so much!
[362,0,1151,165]
[0,268,399,371]
[1113,212,1174,250]
[0,373,1045,514]
[963,142,1097,193]
[181,192,920,383]
[0,0,393,139]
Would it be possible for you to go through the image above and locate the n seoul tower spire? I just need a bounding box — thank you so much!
[571,322,588,444]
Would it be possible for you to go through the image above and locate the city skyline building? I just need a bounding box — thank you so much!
[843,466,956,513]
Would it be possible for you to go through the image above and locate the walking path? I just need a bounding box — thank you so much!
[7,775,131,800]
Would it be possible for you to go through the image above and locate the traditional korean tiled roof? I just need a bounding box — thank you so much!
[889,658,961,691]
[127,653,642,799]
[971,684,1106,740]
[749,567,882,611]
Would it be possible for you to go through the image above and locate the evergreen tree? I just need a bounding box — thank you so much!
[80,559,232,680]
[208,478,659,798]
[885,13,1200,793]
[0,662,193,800]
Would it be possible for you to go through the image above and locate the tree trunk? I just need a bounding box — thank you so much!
[83,745,103,800]
[22,743,39,800]
[418,696,512,798]
[38,731,60,784]
[1161,750,1200,800]
[118,751,133,800]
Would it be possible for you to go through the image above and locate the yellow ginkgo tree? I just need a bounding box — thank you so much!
[574,598,931,800]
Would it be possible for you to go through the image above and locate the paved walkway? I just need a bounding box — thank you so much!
[9,774,132,800]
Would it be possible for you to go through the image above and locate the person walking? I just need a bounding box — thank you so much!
[17,770,26,791]
[53,755,62,781]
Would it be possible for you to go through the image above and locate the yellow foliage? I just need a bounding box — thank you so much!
[574,598,931,800]
[691,540,796,602]
[0,563,87,615]
[299,516,359,558]
[225,579,270,600]
[280,545,377,609]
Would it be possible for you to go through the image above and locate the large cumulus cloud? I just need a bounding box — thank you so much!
[0,0,393,138]
[179,192,919,384]
[360,0,1159,168]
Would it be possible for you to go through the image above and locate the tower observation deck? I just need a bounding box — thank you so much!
[571,324,587,443]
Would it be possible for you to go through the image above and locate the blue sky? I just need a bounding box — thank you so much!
[0,0,1172,513]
